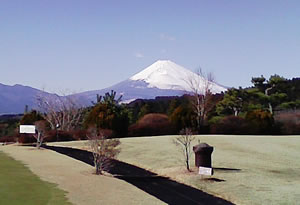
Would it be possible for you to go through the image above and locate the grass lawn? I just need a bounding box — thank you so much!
[50,135,300,205]
[0,151,70,205]
[118,135,300,205]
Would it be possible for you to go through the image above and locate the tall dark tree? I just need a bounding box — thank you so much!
[250,74,288,114]
[216,88,246,116]
[103,90,122,106]
[20,110,43,125]
[85,90,129,137]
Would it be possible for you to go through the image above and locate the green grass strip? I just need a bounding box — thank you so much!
[0,151,71,205]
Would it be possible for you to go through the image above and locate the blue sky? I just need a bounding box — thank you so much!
[1,0,299,94]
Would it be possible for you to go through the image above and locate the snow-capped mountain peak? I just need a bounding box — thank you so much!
[72,60,227,105]
[130,60,225,93]
[0,60,227,113]
[130,60,195,90]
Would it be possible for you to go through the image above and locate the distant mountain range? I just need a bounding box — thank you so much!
[0,60,227,114]
[0,83,56,114]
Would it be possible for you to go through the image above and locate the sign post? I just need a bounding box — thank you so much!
[199,166,213,176]
[19,125,36,134]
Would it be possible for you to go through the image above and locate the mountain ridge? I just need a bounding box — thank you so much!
[0,83,53,114]
[74,60,227,104]
[0,60,227,114]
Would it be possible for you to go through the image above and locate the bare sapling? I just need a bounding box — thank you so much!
[34,120,49,149]
[86,127,120,175]
[173,128,195,171]
[186,68,215,132]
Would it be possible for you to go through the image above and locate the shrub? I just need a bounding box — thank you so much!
[43,130,74,142]
[169,105,196,132]
[274,111,300,134]
[16,129,88,144]
[0,135,16,143]
[128,113,175,137]
[71,129,88,140]
[245,109,275,134]
[210,116,249,134]
[18,134,36,144]
[208,116,224,125]
[280,122,300,134]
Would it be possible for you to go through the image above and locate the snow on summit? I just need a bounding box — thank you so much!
[74,60,226,105]
[130,60,195,90]
[130,60,226,93]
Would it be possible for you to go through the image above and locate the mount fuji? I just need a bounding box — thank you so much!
[74,60,227,104]
[0,60,227,114]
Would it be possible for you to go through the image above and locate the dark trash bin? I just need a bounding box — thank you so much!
[193,143,214,168]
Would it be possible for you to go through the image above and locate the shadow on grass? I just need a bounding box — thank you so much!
[42,145,234,205]
[204,178,226,182]
[213,167,242,172]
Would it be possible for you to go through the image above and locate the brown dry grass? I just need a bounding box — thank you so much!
[0,144,165,205]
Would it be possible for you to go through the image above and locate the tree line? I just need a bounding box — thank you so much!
[0,74,299,144]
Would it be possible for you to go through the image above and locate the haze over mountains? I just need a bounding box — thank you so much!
[0,60,226,114]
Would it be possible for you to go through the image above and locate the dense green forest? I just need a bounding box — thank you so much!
[1,75,299,142]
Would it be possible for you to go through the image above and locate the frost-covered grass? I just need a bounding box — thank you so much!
[118,135,300,205]
[50,135,300,205]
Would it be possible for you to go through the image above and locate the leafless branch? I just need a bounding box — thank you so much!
[86,126,120,175]
[185,68,215,131]
[173,128,195,171]
[36,93,83,132]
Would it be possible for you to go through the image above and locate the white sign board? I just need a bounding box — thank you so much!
[20,125,36,134]
[199,166,213,176]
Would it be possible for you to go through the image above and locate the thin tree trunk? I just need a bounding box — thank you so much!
[185,146,190,171]
[268,103,273,114]
[36,133,41,149]
[234,108,238,116]
[265,86,274,114]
